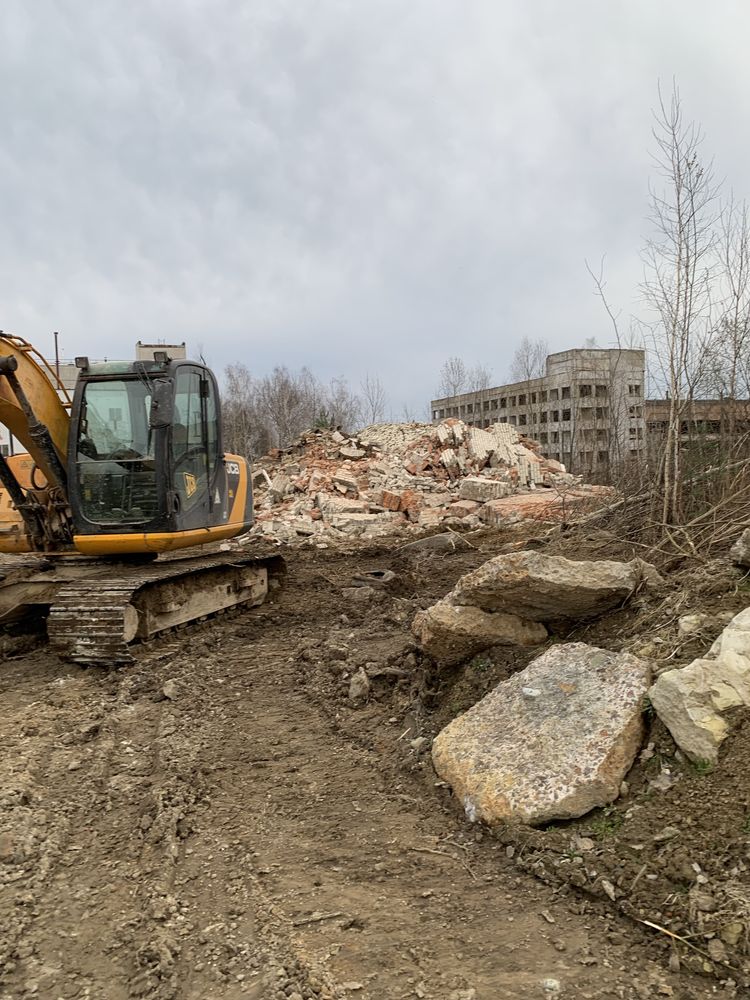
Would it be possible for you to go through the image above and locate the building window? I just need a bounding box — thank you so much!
[540,411,548,423]
[550,388,559,401]
[597,450,609,464]
[467,402,474,413]
[579,384,592,397]
[561,386,571,399]
[531,392,537,403]
[518,393,527,405]
[433,411,438,420]
[562,408,571,421]
[629,384,641,395]
[460,405,466,415]
[500,397,507,408]
[595,384,608,398]
[595,406,608,419]
[552,431,559,443]
[509,415,517,426]
[510,396,517,407]
[629,405,643,418]
[580,406,593,420]
[541,390,548,402]
[596,428,608,441]
[483,400,490,411]
[519,414,527,426]
[539,432,548,444]
[490,399,498,410]
[499,416,507,423]
[531,413,537,424]
[551,410,559,422]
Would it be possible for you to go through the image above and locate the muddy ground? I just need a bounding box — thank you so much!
[0,526,748,999]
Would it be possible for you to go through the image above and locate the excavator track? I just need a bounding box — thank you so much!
[47,552,285,666]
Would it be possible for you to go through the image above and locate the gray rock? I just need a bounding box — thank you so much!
[269,474,292,501]
[447,551,642,622]
[431,643,651,825]
[649,606,750,763]
[730,528,750,567]
[339,446,366,460]
[348,667,370,703]
[412,601,547,667]
[398,532,472,556]
[458,477,511,502]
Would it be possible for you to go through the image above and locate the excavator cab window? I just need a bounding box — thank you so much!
[76,379,159,524]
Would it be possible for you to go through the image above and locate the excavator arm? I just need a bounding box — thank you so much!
[0,333,73,552]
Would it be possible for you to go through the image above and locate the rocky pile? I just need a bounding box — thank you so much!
[247,420,608,545]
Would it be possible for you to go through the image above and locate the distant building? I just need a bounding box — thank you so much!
[135,341,187,362]
[645,398,750,441]
[431,348,647,474]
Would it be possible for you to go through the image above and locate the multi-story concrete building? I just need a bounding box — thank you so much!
[431,348,646,474]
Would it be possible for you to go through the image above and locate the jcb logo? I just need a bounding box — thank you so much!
[183,472,197,498]
[226,461,241,476]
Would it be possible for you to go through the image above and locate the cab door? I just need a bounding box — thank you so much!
[170,365,224,530]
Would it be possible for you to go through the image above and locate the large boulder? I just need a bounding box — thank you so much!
[413,602,547,667]
[649,607,750,763]
[447,551,642,622]
[431,643,650,826]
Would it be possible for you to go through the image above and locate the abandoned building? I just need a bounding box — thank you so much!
[431,348,647,474]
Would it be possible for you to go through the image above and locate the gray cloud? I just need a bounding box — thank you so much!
[0,0,747,413]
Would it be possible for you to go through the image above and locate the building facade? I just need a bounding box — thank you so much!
[431,348,646,474]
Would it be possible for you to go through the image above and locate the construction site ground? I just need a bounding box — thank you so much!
[0,528,746,1000]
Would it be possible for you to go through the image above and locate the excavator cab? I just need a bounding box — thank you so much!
[68,357,253,554]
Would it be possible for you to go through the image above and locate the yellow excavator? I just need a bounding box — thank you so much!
[0,333,283,664]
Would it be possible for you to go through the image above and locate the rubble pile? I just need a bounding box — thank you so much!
[248,419,606,545]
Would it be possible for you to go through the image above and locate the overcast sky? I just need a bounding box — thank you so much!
[1,1,747,416]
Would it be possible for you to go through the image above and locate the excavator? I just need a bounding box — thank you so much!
[0,333,283,664]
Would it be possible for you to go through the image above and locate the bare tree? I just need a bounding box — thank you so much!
[702,195,750,426]
[641,82,719,524]
[437,356,468,397]
[509,337,548,382]
[222,363,269,459]
[360,372,388,425]
[467,363,493,391]
[319,376,362,433]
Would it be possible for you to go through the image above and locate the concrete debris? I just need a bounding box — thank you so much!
[412,602,548,667]
[245,420,607,546]
[413,551,655,666]
[431,643,651,825]
[443,551,644,622]
[649,607,750,763]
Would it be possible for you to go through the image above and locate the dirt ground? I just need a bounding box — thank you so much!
[0,528,747,999]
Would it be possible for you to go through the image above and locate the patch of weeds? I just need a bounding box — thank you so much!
[741,813,750,834]
[641,695,655,720]
[589,807,624,840]
[469,656,492,675]
[688,757,714,777]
